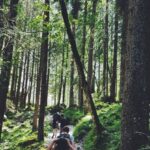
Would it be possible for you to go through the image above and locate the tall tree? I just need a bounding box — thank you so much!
[32,49,41,131]
[59,0,104,133]
[103,0,109,97]
[87,0,97,92]
[57,34,65,105]
[121,0,150,149]
[119,0,128,102]
[15,51,23,110]
[110,0,118,102]
[0,0,4,54]
[38,0,49,141]
[78,0,87,108]
[0,0,19,140]
[69,0,80,107]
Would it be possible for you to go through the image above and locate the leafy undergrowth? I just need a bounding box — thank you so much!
[63,107,84,125]
[73,102,122,150]
[1,100,51,150]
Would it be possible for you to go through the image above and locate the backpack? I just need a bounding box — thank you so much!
[57,133,71,142]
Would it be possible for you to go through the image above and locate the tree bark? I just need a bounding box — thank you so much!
[121,0,150,149]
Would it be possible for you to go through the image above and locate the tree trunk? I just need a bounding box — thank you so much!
[0,0,4,55]
[78,0,87,108]
[15,52,23,110]
[0,0,19,140]
[121,1,150,149]
[20,52,27,108]
[110,1,118,102]
[28,50,35,107]
[57,35,65,105]
[10,61,18,102]
[103,0,109,97]
[119,1,128,102]
[62,44,68,104]
[45,49,50,106]
[38,0,49,141]
[23,51,30,108]
[59,0,104,134]
[87,0,97,92]
[69,54,74,107]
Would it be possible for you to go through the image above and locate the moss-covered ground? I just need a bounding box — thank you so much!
[1,100,122,150]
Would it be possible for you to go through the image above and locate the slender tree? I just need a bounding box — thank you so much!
[119,0,128,102]
[78,0,87,108]
[87,0,97,92]
[38,0,49,141]
[57,34,65,105]
[15,52,23,110]
[103,0,109,97]
[59,0,104,133]
[69,0,80,107]
[28,50,35,106]
[0,0,4,55]
[0,0,19,140]
[110,0,118,102]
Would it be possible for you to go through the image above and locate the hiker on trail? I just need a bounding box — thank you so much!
[57,126,75,148]
[47,138,75,150]
[60,114,68,132]
[47,126,75,150]
[51,112,61,139]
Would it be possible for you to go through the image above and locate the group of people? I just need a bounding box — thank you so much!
[51,112,69,138]
[47,112,76,150]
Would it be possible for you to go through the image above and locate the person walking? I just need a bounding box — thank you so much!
[51,112,61,138]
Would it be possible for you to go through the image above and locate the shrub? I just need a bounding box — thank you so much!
[63,108,84,125]
[73,115,92,141]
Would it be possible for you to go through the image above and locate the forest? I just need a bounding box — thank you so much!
[0,0,150,150]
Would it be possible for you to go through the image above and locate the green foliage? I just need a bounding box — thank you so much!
[1,107,51,150]
[63,107,84,125]
[83,129,98,150]
[73,102,121,150]
[73,115,92,141]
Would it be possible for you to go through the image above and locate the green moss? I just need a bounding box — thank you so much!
[1,107,50,150]
[74,103,121,150]
[73,115,92,141]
